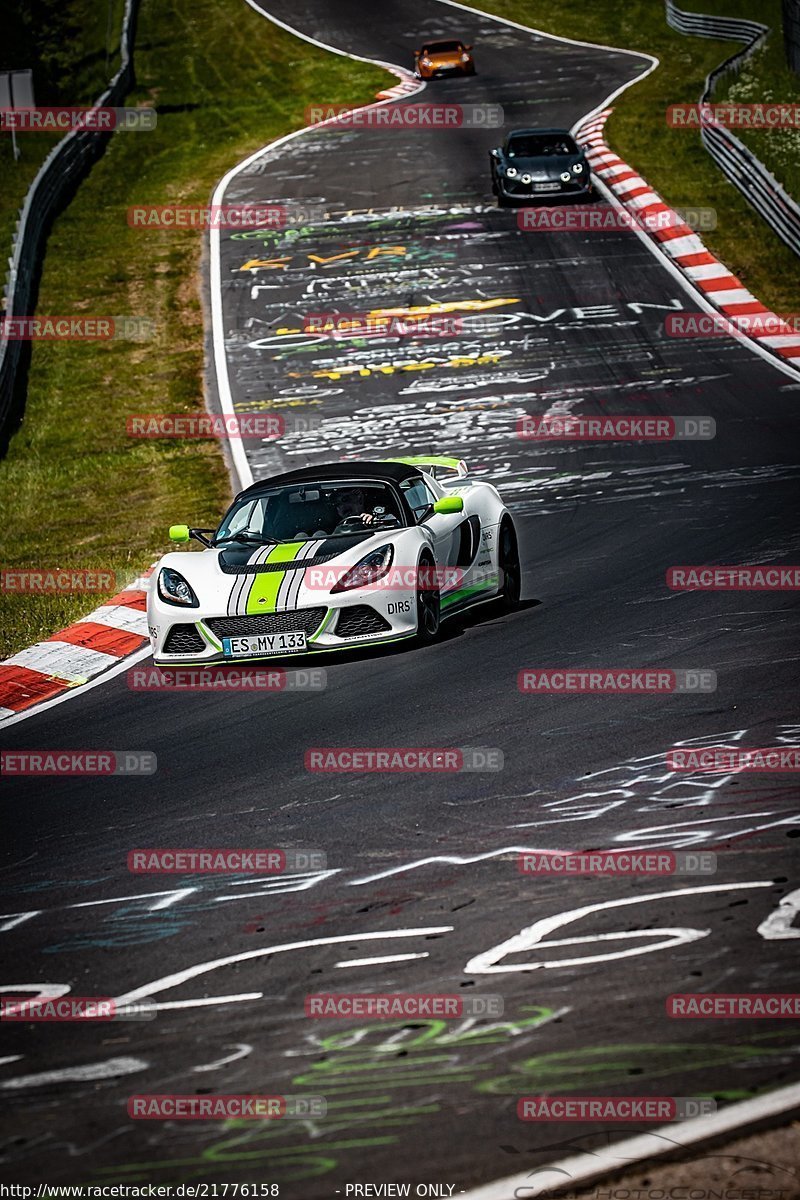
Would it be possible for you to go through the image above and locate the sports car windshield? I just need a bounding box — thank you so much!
[215,481,406,544]
[423,41,462,53]
[507,134,578,158]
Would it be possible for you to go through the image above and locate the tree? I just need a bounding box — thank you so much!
[783,0,800,74]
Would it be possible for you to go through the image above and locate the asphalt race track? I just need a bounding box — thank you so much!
[2,0,800,1193]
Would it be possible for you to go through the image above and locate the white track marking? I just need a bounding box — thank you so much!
[0,1057,148,1090]
[459,1080,800,1199]
[348,846,571,886]
[334,952,430,967]
[149,994,263,1011]
[112,927,453,1008]
[0,912,41,931]
[70,887,198,911]
[466,881,774,973]
[192,1043,253,1072]
[758,887,800,939]
[214,869,341,898]
[0,983,71,1000]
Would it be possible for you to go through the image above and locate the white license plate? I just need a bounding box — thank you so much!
[534,182,560,192]
[222,631,307,657]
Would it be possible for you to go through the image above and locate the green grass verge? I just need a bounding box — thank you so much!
[0,0,389,660]
[720,28,800,205]
[460,0,800,313]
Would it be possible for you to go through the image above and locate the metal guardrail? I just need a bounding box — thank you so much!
[665,0,800,259]
[0,0,141,445]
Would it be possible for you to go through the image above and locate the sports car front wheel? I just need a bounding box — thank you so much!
[415,553,441,644]
[498,517,521,609]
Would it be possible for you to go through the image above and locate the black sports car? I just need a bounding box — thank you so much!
[490,128,593,205]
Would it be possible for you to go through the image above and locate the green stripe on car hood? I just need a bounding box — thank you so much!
[245,542,305,613]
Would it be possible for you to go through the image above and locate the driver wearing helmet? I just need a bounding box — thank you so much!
[333,486,372,528]
[332,487,399,533]
[294,486,400,538]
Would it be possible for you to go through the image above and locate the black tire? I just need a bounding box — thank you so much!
[415,553,441,644]
[497,517,521,609]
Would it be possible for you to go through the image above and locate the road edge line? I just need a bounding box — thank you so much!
[460,1078,800,1198]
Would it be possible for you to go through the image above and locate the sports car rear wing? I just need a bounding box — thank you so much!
[387,455,469,481]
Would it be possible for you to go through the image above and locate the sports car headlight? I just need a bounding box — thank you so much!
[572,162,584,173]
[157,567,199,608]
[331,544,394,594]
[505,166,518,178]
[521,173,532,184]
[421,57,432,66]
[461,52,470,62]
[560,171,572,183]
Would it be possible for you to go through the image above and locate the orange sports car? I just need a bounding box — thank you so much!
[414,39,475,79]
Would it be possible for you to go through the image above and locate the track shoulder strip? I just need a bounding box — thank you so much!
[0,572,152,725]
[460,1079,800,1198]
[575,108,800,368]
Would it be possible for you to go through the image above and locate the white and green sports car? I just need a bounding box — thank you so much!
[147,457,521,665]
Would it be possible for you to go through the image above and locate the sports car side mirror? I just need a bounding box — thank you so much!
[433,496,464,514]
[169,524,190,542]
[465,44,473,50]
